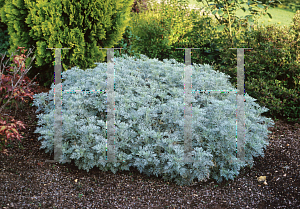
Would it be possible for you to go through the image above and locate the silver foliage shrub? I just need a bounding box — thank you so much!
[32,53,275,186]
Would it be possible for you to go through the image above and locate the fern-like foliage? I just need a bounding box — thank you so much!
[32,53,275,186]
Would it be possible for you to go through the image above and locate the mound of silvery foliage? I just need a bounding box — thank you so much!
[32,53,274,186]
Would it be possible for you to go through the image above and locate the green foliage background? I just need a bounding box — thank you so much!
[0,0,299,123]
[0,0,135,88]
[113,0,300,124]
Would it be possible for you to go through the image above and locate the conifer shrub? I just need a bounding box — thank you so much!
[1,0,135,89]
[32,54,275,186]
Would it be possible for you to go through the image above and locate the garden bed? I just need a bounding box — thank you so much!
[0,85,299,208]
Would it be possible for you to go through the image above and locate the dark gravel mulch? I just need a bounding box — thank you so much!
[0,85,300,208]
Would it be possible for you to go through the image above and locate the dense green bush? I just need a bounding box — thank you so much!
[209,17,300,124]
[126,0,194,63]
[110,1,300,124]
[113,26,143,60]
[123,0,258,70]
[1,0,135,89]
[169,10,240,67]
[136,3,300,124]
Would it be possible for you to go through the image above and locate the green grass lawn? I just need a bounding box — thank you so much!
[150,0,297,29]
